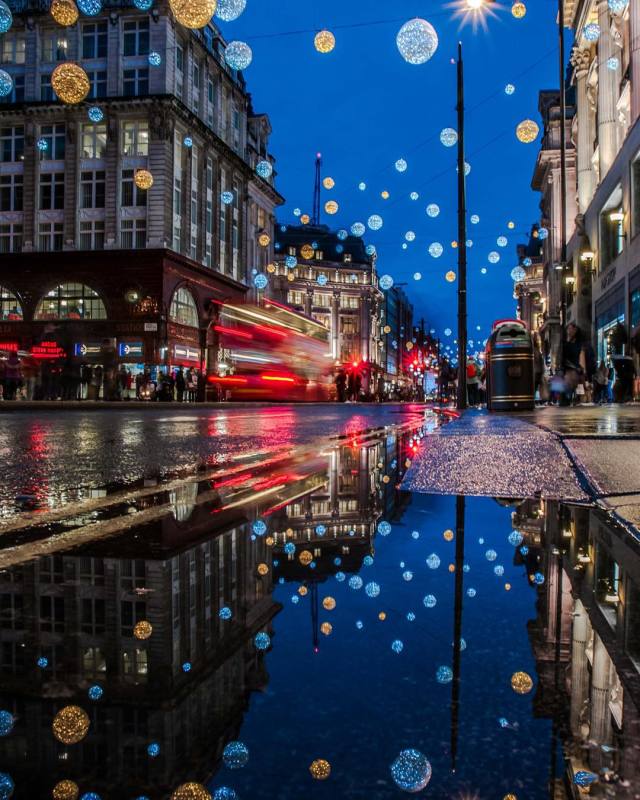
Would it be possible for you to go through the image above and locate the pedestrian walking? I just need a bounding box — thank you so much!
[175,367,186,402]
[533,335,544,402]
[4,351,21,400]
[593,360,609,404]
[466,358,480,406]
[562,323,585,405]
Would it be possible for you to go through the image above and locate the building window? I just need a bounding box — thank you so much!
[0,125,23,162]
[0,594,22,630]
[175,42,184,97]
[120,218,146,249]
[121,600,146,637]
[205,156,213,266]
[121,169,147,207]
[0,174,22,211]
[1,34,26,64]
[122,648,148,681]
[192,61,200,114]
[34,283,107,320]
[0,225,22,255]
[83,646,106,678]
[123,68,148,97]
[340,316,359,335]
[40,73,53,101]
[38,222,63,251]
[122,121,149,156]
[81,598,105,635]
[39,172,65,209]
[40,123,65,160]
[595,543,620,629]
[40,595,64,633]
[207,76,215,128]
[599,185,624,269]
[312,292,331,308]
[82,22,108,59]
[123,18,149,57]
[81,123,106,159]
[287,290,304,306]
[87,69,107,99]
[170,287,198,327]
[632,288,640,330]
[340,295,359,309]
[80,170,105,208]
[41,32,67,62]
[79,219,105,249]
[632,150,640,237]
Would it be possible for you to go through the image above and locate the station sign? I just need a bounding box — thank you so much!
[118,342,144,358]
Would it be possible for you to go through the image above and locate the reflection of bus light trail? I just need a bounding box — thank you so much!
[208,376,248,384]
[212,472,253,489]
[261,375,295,383]
[211,484,287,513]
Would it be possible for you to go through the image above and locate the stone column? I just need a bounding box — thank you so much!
[331,293,340,361]
[571,47,595,213]
[570,599,589,736]
[590,634,613,760]
[630,0,640,122]
[597,0,619,176]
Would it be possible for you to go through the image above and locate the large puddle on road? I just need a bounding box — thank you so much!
[0,417,638,799]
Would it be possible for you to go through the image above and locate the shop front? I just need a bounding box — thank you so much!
[594,279,625,364]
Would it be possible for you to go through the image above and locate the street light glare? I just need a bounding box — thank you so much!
[466,0,484,8]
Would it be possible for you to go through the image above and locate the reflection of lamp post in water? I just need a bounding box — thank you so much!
[451,495,466,771]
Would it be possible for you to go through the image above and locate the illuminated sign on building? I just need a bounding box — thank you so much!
[30,341,65,359]
[118,342,144,358]
[173,344,200,362]
[0,342,19,352]
[73,342,102,356]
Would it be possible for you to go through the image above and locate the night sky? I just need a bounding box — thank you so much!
[219,1,561,347]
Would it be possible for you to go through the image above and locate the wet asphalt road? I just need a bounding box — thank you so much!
[0,404,426,519]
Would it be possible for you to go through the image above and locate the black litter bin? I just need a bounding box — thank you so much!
[486,319,534,411]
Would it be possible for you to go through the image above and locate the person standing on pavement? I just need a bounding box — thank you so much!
[175,367,186,402]
[466,357,480,406]
[593,360,609,404]
[4,351,21,400]
[335,370,346,402]
[562,323,585,405]
[533,335,544,402]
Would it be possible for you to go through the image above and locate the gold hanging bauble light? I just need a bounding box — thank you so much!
[134,169,154,190]
[381,190,390,200]
[320,622,332,635]
[300,244,314,259]
[171,784,212,800]
[322,596,336,611]
[322,176,335,189]
[169,0,217,29]
[258,232,271,247]
[378,611,386,620]
[51,62,90,104]
[314,30,336,53]
[133,620,153,640]
[266,263,276,273]
[511,1,526,18]
[300,214,310,224]
[443,529,454,541]
[324,200,339,215]
[406,341,414,350]
[309,759,332,779]
[510,671,534,694]
[299,550,313,566]
[445,271,457,283]
[257,563,269,576]
[53,780,80,800]
[287,272,295,282]
[516,118,539,143]
[52,705,91,745]
[298,585,308,596]
[50,0,79,26]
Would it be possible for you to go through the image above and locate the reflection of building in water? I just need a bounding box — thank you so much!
[527,500,640,797]
[271,428,416,581]
[0,496,279,798]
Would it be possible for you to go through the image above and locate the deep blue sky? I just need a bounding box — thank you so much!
[220,1,562,346]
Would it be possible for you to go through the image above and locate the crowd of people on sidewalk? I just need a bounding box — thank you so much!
[0,355,202,402]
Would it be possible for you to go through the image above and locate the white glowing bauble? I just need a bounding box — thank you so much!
[395,158,408,172]
[405,231,415,242]
[470,214,479,224]
[215,0,246,21]
[410,191,419,200]
[440,128,457,147]
[426,203,440,218]
[444,328,452,336]
[583,22,600,41]
[428,242,443,258]
[505,83,515,95]
[413,272,422,281]
[511,266,526,282]
[358,182,366,191]
[481,267,487,274]
[368,214,383,231]
[379,274,394,290]
[396,18,439,65]
[488,251,500,264]
[607,56,619,70]
[497,236,508,247]
[225,40,252,70]
[608,0,628,12]
[351,222,365,237]
[456,161,471,176]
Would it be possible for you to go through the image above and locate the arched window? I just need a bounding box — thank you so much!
[0,286,22,321]
[170,287,198,328]
[34,283,107,321]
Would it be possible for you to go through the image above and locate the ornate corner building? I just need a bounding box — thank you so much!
[0,0,284,386]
